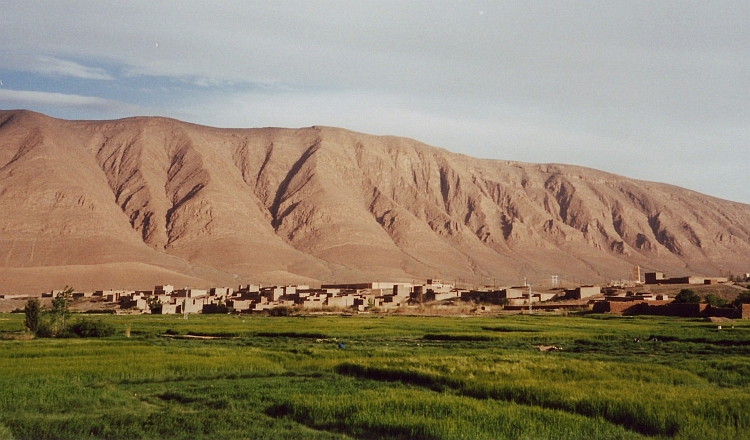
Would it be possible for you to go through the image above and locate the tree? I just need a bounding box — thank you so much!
[50,286,73,336]
[734,290,750,308]
[24,298,40,333]
[704,294,728,308]
[147,296,163,314]
[673,289,701,304]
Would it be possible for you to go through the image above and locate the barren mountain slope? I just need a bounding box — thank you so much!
[1,110,748,293]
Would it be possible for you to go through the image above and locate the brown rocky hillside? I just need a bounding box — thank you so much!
[1,110,748,294]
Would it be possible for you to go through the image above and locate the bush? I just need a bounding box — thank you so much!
[34,319,54,338]
[704,294,728,307]
[268,306,293,317]
[673,289,701,304]
[734,290,750,307]
[69,319,116,337]
[34,315,71,338]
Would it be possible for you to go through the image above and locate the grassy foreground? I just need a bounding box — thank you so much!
[1,313,750,439]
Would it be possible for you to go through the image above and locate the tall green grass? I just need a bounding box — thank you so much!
[270,387,643,439]
[0,313,749,438]
[332,351,750,438]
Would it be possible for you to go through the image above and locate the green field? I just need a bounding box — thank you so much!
[1,312,750,439]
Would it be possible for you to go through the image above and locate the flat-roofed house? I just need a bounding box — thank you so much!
[566,286,601,300]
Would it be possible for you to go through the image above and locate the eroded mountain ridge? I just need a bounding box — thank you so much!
[1,110,748,293]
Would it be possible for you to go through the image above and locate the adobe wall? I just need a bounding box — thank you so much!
[594,301,745,318]
[592,300,672,314]
[704,305,740,318]
[592,301,640,314]
[655,303,706,316]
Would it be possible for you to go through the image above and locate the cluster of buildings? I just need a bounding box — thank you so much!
[592,293,750,319]
[644,272,728,285]
[3,270,746,318]
[136,280,608,314]
[5,279,587,315]
[592,272,750,319]
[77,280,448,314]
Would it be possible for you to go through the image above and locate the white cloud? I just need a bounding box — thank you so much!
[0,89,136,112]
[1,54,114,80]
[34,56,114,80]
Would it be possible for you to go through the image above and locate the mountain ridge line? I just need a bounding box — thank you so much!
[1,109,748,294]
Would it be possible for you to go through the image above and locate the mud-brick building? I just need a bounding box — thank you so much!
[644,272,728,285]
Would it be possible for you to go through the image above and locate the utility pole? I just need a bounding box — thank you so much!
[528,284,532,314]
[183,286,189,320]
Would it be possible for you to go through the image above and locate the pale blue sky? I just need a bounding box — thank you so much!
[1,1,748,204]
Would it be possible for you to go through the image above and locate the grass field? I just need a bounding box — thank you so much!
[1,312,750,439]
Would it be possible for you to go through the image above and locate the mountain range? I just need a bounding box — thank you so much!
[1,110,749,294]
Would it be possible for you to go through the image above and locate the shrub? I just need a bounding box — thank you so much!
[69,319,116,337]
[268,306,293,317]
[734,290,750,307]
[34,319,54,338]
[34,314,73,338]
[673,289,701,304]
[704,294,728,307]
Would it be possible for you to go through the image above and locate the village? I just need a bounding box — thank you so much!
[2,270,749,319]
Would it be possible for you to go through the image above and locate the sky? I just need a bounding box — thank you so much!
[1,1,748,204]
